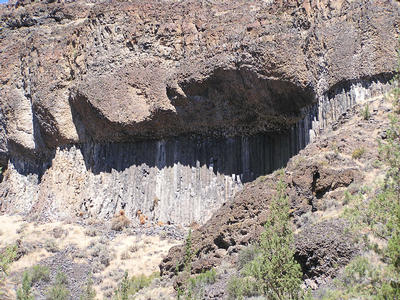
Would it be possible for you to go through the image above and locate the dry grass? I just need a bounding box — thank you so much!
[111,210,131,231]
[0,214,179,299]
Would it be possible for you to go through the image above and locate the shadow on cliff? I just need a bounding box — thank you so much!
[75,131,312,183]
[67,68,317,182]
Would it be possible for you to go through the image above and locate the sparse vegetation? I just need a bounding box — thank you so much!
[80,272,96,300]
[15,265,51,300]
[187,269,217,299]
[237,244,259,270]
[331,41,400,298]
[227,173,303,300]
[113,271,159,299]
[120,251,130,260]
[227,276,258,300]
[0,244,17,296]
[17,271,34,300]
[352,147,365,160]
[84,227,97,237]
[30,265,50,284]
[362,102,371,120]
[44,239,59,253]
[111,210,130,231]
[47,270,70,300]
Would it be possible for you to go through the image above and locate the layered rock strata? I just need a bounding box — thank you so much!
[0,0,399,224]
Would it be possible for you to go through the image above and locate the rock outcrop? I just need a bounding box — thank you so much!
[160,94,391,285]
[0,0,399,224]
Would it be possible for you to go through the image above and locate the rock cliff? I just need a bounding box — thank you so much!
[0,0,399,225]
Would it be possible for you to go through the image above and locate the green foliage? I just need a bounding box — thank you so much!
[113,271,159,300]
[227,173,303,299]
[30,265,50,284]
[241,177,302,299]
[46,270,70,300]
[114,271,129,300]
[352,147,365,160]
[16,271,34,300]
[184,229,193,274]
[318,256,400,299]
[0,244,17,278]
[237,244,259,270]
[186,269,217,300]
[362,102,371,120]
[335,40,400,298]
[226,276,258,300]
[177,229,194,299]
[16,265,51,300]
[80,272,96,300]
[0,244,17,297]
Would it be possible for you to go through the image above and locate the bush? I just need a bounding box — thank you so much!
[111,211,130,231]
[80,272,96,300]
[184,269,217,300]
[16,265,50,300]
[44,239,59,253]
[0,244,17,279]
[0,244,17,296]
[362,103,371,120]
[16,271,34,300]
[241,176,303,299]
[30,265,50,284]
[237,244,259,270]
[226,276,258,300]
[352,147,365,160]
[113,271,159,299]
[46,270,69,300]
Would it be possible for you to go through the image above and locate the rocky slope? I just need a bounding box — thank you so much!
[160,85,394,294]
[0,0,399,224]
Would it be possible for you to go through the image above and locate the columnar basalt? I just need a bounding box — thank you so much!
[0,0,399,224]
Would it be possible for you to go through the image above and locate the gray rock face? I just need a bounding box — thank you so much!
[0,78,392,225]
[0,124,312,225]
[0,0,399,224]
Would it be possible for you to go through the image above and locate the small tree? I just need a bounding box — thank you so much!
[113,271,129,300]
[242,175,302,299]
[184,229,193,274]
[16,271,34,300]
[177,229,193,299]
[47,270,69,300]
[80,272,96,300]
[377,37,400,297]
[0,244,17,297]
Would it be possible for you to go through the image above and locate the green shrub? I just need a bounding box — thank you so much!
[226,276,258,300]
[0,244,17,278]
[230,174,303,300]
[47,270,69,300]
[16,271,34,300]
[352,147,365,159]
[342,190,353,205]
[113,271,159,300]
[114,271,129,300]
[362,103,371,120]
[237,244,259,270]
[184,269,217,300]
[30,265,50,284]
[80,272,96,300]
[0,244,17,297]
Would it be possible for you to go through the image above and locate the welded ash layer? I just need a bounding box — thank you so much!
[0,78,392,225]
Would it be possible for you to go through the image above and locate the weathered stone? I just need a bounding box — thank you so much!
[0,0,398,225]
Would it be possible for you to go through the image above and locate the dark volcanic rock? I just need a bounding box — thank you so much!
[160,104,375,282]
[0,0,399,159]
[295,219,360,286]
